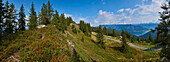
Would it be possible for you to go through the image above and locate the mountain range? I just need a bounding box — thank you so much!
[99,23,159,39]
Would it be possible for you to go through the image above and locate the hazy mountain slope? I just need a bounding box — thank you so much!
[139,31,157,39]
[100,24,149,35]
[133,23,159,30]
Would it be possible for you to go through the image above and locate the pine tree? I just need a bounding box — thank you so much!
[9,3,17,33]
[47,1,53,23]
[28,2,38,30]
[18,4,26,31]
[131,35,137,43]
[98,25,102,33]
[121,33,129,53]
[0,0,5,33]
[66,17,73,26]
[121,29,124,36]
[149,33,154,43]
[151,0,170,59]
[137,37,140,42]
[60,13,67,31]
[4,1,17,34]
[141,37,144,41]
[51,10,59,25]
[97,30,105,49]
[40,3,48,25]
[112,29,116,37]
[103,26,107,35]
[79,20,84,31]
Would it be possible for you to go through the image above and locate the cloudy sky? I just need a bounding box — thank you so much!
[3,0,165,26]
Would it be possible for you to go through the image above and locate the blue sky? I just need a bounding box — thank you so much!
[3,0,164,26]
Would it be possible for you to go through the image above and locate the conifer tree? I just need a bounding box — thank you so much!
[121,33,129,53]
[151,0,170,59]
[103,26,107,35]
[97,29,105,49]
[79,20,84,31]
[60,13,67,31]
[141,37,144,41]
[131,35,137,43]
[66,17,73,26]
[0,0,5,32]
[98,25,102,33]
[121,29,124,36]
[18,4,26,31]
[4,1,17,34]
[28,2,38,30]
[40,3,48,25]
[112,29,116,37]
[87,23,92,34]
[149,33,154,43]
[9,3,17,33]
[51,10,59,25]
[137,37,140,42]
[47,1,53,22]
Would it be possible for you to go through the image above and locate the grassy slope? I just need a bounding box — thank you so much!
[0,24,160,62]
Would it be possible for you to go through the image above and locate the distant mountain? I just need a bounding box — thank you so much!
[99,23,159,36]
[100,24,149,35]
[138,31,157,39]
[133,23,159,30]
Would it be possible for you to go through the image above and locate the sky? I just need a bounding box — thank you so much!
[3,0,165,26]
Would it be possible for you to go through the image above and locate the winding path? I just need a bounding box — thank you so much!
[92,32,162,51]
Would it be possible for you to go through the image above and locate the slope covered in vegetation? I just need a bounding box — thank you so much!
[0,24,160,62]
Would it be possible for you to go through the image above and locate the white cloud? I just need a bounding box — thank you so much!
[91,0,165,26]
[64,14,72,18]
[125,8,131,11]
[72,17,88,23]
[117,9,124,12]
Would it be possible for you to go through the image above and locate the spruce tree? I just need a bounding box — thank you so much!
[40,3,48,25]
[112,29,116,37]
[18,4,26,31]
[9,3,17,33]
[51,10,59,25]
[60,13,67,31]
[0,0,5,32]
[141,37,144,41]
[98,25,102,33]
[121,29,124,36]
[79,20,84,31]
[4,1,16,34]
[47,1,53,22]
[121,33,129,53]
[151,0,170,59]
[66,17,73,26]
[131,35,137,43]
[97,29,105,49]
[28,2,38,30]
[149,33,154,43]
[137,37,140,42]
[103,26,107,35]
